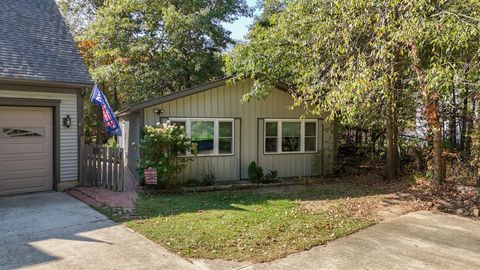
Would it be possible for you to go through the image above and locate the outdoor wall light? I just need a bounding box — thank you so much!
[63,115,72,128]
[154,108,164,115]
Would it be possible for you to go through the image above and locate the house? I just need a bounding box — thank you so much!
[117,78,336,182]
[0,0,93,195]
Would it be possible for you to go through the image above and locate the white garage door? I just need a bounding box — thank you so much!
[0,106,53,196]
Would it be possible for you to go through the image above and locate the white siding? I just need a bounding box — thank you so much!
[0,90,78,181]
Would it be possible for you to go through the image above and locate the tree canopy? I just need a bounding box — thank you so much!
[226,0,480,182]
[58,0,251,142]
[78,0,250,107]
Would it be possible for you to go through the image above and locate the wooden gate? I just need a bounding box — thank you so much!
[80,145,125,192]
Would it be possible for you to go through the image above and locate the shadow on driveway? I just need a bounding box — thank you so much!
[0,192,198,270]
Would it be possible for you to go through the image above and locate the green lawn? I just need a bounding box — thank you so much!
[122,182,381,262]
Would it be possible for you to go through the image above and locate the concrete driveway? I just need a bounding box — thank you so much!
[0,192,199,270]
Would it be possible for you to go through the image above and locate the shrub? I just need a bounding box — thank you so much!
[248,161,264,183]
[264,170,279,183]
[137,123,196,189]
[202,174,216,186]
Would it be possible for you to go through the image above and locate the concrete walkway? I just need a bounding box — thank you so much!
[0,192,199,270]
[195,211,480,270]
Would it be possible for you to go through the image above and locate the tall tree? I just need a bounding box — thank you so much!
[401,1,480,183]
[227,0,480,183]
[60,0,251,142]
[80,0,250,106]
[227,0,416,179]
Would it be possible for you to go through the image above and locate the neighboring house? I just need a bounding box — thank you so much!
[0,0,93,195]
[117,78,336,182]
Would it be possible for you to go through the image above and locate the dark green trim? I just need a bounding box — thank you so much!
[0,98,62,191]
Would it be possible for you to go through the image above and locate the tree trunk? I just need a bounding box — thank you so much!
[410,43,445,184]
[385,110,399,180]
[449,89,457,149]
[430,108,445,184]
[460,92,468,152]
[466,91,475,155]
[385,68,399,180]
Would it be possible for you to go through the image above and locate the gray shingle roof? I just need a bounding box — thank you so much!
[0,0,93,86]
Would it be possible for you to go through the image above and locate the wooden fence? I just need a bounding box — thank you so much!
[80,145,124,192]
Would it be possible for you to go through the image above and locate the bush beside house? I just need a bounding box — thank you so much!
[137,123,196,189]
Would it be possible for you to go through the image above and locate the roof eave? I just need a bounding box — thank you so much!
[0,77,94,89]
[115,76,294,117]
[116,76,232,116]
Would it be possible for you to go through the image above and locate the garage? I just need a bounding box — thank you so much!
[0,106,53,196]
[1,0,93,195]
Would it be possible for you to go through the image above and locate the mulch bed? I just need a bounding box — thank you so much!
[143,179,312,194]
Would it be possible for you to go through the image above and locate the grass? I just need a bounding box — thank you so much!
[121,180,385,262]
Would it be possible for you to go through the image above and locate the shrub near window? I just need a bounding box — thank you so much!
[248,161,264,183]
[138,123,197,189]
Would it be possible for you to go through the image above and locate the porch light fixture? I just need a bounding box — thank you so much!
[154,108,164,115]
[63,115,72,128]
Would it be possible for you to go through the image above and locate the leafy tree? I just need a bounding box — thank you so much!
[227,0,480,183]
[80,0,250,106]
[59,0,251,142]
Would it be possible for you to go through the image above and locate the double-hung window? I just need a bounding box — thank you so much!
[264,119,318,154]
[169,118,234,156]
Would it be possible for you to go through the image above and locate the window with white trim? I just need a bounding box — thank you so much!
[169,118,234,156]
[264,119,317,154]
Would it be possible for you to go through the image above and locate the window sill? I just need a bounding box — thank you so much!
[194,153,236,157]
[263,151,318,155]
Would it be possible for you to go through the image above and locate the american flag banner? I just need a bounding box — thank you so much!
[90,86,122,136]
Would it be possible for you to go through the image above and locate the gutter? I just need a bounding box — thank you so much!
[0,77,94,89]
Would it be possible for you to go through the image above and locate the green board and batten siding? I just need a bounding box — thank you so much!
[140,80,335,181]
